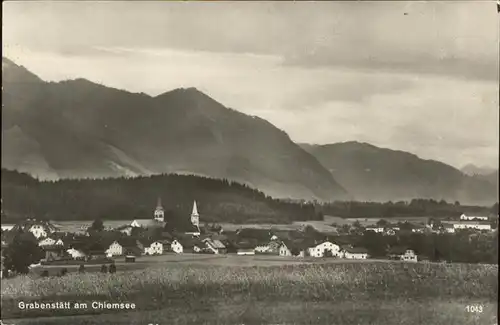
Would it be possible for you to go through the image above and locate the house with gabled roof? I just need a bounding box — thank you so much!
[460,214,488,221]
[365,226,384,233]
[279,239,309,257]
[388,246,418,262]
[12,219,58,239]
[236,241,256,255]
[307,240,341,257]
[105,240,124,257]
[202,237,226,254]
[452,220,492,231]
[141,238,164,255]
[441,223,455,233]
[254,239,281,255]
[341,246,369,259]
[42,245,68,262]
[38,237,57,247]
[170,237,205,254]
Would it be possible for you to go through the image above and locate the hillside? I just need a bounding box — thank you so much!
[1,57,348,202]
[472,170,499,187]
[301,141,497,205]
[0,169,321,224]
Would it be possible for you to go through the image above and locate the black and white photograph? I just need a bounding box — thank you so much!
[1,1,499,324]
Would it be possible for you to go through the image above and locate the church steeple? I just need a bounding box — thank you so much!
[154,197,164,222]
[190,200,199,226]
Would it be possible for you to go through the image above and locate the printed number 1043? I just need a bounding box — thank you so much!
[466,305,483,313]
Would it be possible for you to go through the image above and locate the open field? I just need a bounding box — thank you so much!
[30,254,396,275]
[0,214,435,234]
[2,261,497,324]
[0,214,429,234]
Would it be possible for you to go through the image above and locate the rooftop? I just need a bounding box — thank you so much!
[344,246,368,254]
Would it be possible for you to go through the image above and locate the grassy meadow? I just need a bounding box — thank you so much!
[1,261,498,324]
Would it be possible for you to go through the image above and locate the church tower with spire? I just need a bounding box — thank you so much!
[154,197,165,222]
[190,200,200,226]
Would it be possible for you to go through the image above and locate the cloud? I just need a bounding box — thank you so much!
[3,1,498,81]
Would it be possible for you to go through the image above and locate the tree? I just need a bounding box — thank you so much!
[399,221,413,231]
[338,224,351,234]
[3,232,44,274]
[290,247,302,256]
[88,219,104,232]
[78,264,85,273]
[100,264,108,273]
[352,221,362,229]
[376,219,389,227]
[109,263,116,274]
[492,203,499,215]
[131,227,143,237]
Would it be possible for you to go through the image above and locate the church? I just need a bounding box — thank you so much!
[186,200,201,236]
[153,197,165,222]
[152,197,201,236]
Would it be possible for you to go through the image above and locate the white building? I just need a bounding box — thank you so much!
[460,214,488,221]
[202,238,226,254]
[66,248,86,259]
[38,237,56,247]
[342,247,369,259]
[19,220,58,239]
[401,249,418,262]
[171,240,183,254]
[105,241,123,257]
[307,241,340,257]
[255,245,270,253]
[390,248,418,262]
[237,248,255,256]
[442,223,456,233]
[411,225,426,233]
[453,221,491,231]
[279,242,292,256]
[143,241,163,255]
[279,241,306,257]
[1,224,14,231]
[365,227,384,233]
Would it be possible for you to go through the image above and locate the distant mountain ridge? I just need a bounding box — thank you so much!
[1,57,348,202]
[461,164,497,176]
[301,141,497,205]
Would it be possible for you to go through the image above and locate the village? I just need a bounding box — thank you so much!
[0,197,497,278]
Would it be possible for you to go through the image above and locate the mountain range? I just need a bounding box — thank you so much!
[300,142,497,205]
[1,57,348,202]
[2,57,497,206]
[460,164,496,177]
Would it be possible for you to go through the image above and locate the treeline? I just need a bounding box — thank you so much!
[0,169,320,223]
[342,230,498,264]
[318,199,496,218]
[1,169,496,223]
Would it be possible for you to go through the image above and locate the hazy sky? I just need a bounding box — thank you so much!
[3,1,499,169]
